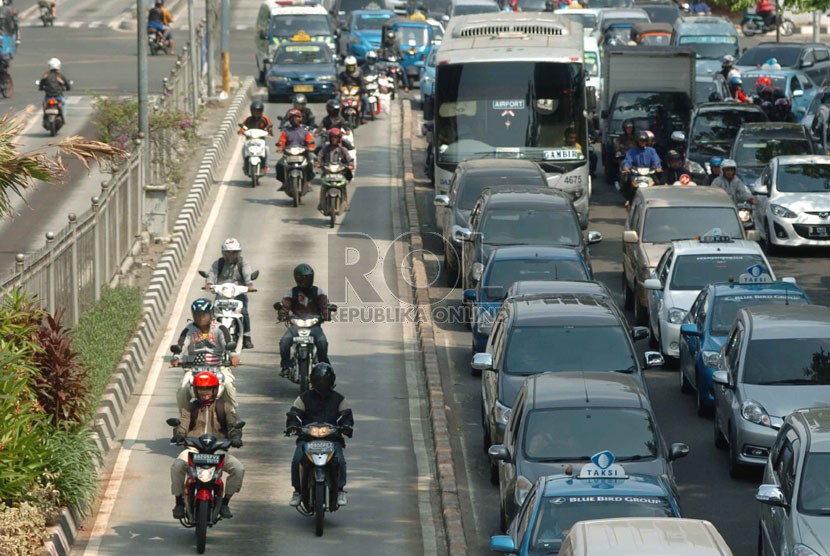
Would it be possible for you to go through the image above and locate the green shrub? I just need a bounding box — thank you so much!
[41,427,100,507]
[0,482,59,556]
[72,286,143,403]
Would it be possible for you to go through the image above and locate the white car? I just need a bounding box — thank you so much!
[752,155,830,252]
[644,232,776,359]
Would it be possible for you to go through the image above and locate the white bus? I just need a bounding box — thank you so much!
[432,13,593,227]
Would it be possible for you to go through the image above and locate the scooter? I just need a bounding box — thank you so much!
[274,301,337,393]
[737,201,755,231]
[741,11,795,37]
[170,345,235,412]
[41,96,65,136]
[197,269,259,355]
[320,162,349,228]
[38,0,54,26]
[630,166,657,190]
[339,85,361,130]
[148,26,170,55]
[239,125,269,187]
[166,417,245,554]
[363,74,380,120]
[279,145,310,207]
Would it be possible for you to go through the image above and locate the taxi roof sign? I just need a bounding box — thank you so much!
[696,228,734,243]
[738,263,772,284]
[578,451,628,480]
[292,30,312,41]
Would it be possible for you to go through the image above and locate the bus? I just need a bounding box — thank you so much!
[432,13,592,227]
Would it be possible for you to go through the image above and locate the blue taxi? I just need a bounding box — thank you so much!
[265,36,339,102]
[491,452,682,555]
[679,278,810,417]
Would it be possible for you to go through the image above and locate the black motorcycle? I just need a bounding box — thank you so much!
[274,302,337,393]
[0,55,13,98]
[278,145,311,207]
[741,12,795,37]
[38,0,54,26]
[41,95,64,136]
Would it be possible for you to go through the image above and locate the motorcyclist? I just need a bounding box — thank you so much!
[719,55,737,82]
[170,370,244,520]
[621,131,662,207]
[239,99,273,173]
[1,0,19,44]
[281,93,316,130]
[276,109,316,188]
[286,363,353,508]
[614,120,638,153]
[38,58,70,116]
[147,0,175,55]
[362,50,380,76]
[319,98,355,152]
[203,238,257,350]
[706,156,723,185]
[689,0,710,14]
[771,97,797,122]
[171,298,240,412]
[277,264,332,378]
[378,30,409,92]
[710,159,754,205]
[755,0,776,29]
[316,127,355,212]
[37,0,55,18]
[339,56,368,124]
[662,150,686,184]
[754,75,772,98]
[729,76,749,103]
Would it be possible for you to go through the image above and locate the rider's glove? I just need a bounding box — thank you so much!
[171,434,185,445]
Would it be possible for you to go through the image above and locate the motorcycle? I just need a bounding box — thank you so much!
[284,421,350,537]
[38,0,54,26]
[339,84,362,130]
[377,57,400,99]
[170,346,235,412]
[274,301,337,393]
[197,269,259,355]
[318,127,357,171]
[166,417,245,554]
[320,162,349,228]
[279,145,310,207]
[0,54,12,98]
[239,125,268,187]
[148,26,170,55]
[737,201,755,231]
[741,11,795,37]
[363,74,380,120]
[630,166,657,190]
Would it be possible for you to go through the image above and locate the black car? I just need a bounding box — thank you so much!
[434,159,549,285]
[455,188,601,294]
[634,1,680,25]
[737,43,830,86]
[729,122,816,185]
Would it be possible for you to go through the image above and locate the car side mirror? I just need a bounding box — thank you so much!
[471,352,493,371]
[586,86,597,111]
[782,276,797,284]
[680,323,701,337]
[587,230,603,244]
[170,344,182,355]
[752,184,769,195]
[757,484,789,508]
[668,442,690,462]
[644,351,664,368]
[623,230,639,244]
[454,226,472,242]
[712,369,732,388]
[488,444,510,462]
[801,60,814,68]
[259,30,267,40]
[463,289,476,302]
[433,194,450,207]
[250,270,260,280]
[490,535,517,553]
[631,326,649,341]
[643,278,662,291]
[166,417,181,427]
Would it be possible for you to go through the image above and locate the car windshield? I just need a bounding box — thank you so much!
[523,408,659,461]
[397,26,429,47]
[603,23,637,44]
[589,0,633,7]
[639,33,671,46]
[529,495,674,554]
[480,208,580,246]
[584,52,599,77]
[340,0,383,12]
[670,254,768,291]
[776,163,830,193]
[709,293,809,335]
[354,13,393,30]
[504,325,636,375]
[641,6,678,24]
[738,47,800,68]
[610,92,691,136]
[458,177,544,209]
[679,35,739,60]
[559,12,598,30]
[743,338,830,385]
[691,110,767,151]
[798,453,830,514]
[453,3,500,15]
[275,44,333,65]
[484,259,589,300]
[642,207,743,243]
[733,137,813,167]
[270,15,332,37]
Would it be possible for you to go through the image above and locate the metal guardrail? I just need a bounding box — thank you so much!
[1,22,211,325]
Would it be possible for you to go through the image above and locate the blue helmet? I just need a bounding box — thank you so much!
[710,156,723,167]
[729,76,742,87]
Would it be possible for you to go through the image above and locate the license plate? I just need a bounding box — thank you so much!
[293,85,314,92]
[44,108,59,114]
[293,335,312,343]
[192,453,221,465]
[810,226,829,237]
[307,440,334,452]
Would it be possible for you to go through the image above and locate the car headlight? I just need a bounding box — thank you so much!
[793,544,821,556]
[668,307,688,324]
[741,399,772,427]
[472,262,484,282]
[477,309,495,335]
[515,475,533,506]
[702,350,720,368]
[267,75,290,83]
[494,399,512,426]
[196,466,216,483]
[318,75,337,82]
[771,204,797,219]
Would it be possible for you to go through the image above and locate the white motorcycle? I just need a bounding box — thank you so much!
[198,269,259,356]
[240,125,269,187]
[364,74,380,120]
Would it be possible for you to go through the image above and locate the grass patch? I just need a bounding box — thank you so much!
[72,286,143,403]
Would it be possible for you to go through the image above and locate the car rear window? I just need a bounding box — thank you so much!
[738,46,800,67]
[743,338,830,385]
[669,254,769,291]
[642,207,743,243]
[733,136,813,167]
[458,175,545,208]
[480,208,580,246]
[485,259,589,300]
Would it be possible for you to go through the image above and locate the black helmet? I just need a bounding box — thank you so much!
[636,131,649,143]
[708,91,723,102]
[293,263,314,289]
[292,93,308,107]
[310,363,336,394]
[326,98,341,114]
[623,119,634,130]
[191,298,213,315]
[667,149,682,162]
[251,99,264,115]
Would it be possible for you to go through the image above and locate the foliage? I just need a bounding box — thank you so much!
[72,286,143,403]
[32,310,93,429]
[41,427,100,507]
[0,483,59,556]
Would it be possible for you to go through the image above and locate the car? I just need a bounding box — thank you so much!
[737,42,830,87]
[800,84,830,134]
[488,372,688,530]
[712,305,830,477]
[338,9,395,62]
[596,8,650,45]
[554,8,601,36]
[679,279,811,417]
[456,188,601,294]
[505,279,614,301]
[584,35,601,105]
[490,458,682,555]
[465,246,592,354]
[729,122,816,187]
[741,69,818,122]
[419,47,438,119]
[694,73,730,106]
[750,155,830,253]
[381,17,438,82]
[635,2,679,25]
[685,102,767,181]
[671,16,740,77]
[644,231,778,360]
[433,158,550,275]
[448,0,500,17]
[265,39,339,102]
[757,407,830,556]
[622,186,750,326]
[473,288,661,476]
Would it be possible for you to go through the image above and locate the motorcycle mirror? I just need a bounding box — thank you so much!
[35,79,40,86]
[69,80,74,86]
[170,344,182,354]
[197,270,208,278]
[277,115,284,121]
[273,301,284,311]
[233,420,246,429]
[166,417,181,427]
[226,341,238,352]
[250,270,260,280]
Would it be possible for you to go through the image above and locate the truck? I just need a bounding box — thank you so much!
[599,46,696,184]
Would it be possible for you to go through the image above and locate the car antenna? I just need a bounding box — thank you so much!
[582,371,589,404]
[785,283,790,305]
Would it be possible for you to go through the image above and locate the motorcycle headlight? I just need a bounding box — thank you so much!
[741,399,771,427]
[793,544,821,556]
[472,262,484,282]
[268,75,290,83]
[221,285,236,299]
[771,204,797,219]
[292,317,319,328]
[738,208,751,222]
[477,310,495,335]
[702,350,720,369]
[668,307,688,324]
[197,466,216,482]
[687,160,705,174]
[494,399,512,426]
[319,75,337,82]
[515,475,533,506]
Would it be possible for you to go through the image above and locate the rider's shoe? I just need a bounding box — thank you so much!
[172,496,186,519]
[337,490,348,506]
[289,492,301,507]
[242,336,254,350]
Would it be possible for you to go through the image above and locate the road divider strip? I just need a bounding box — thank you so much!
[41,76,255,556]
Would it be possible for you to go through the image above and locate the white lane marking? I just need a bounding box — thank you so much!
[69,21,83,28]
[54,20,67,27]
[18,3,39,20]
[81,137,243,556]
[89,21,103,28]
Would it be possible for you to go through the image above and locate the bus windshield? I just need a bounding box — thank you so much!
[435,61,587,165]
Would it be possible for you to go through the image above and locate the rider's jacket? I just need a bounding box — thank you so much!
[286,388,354,445]
[174,321,232,366]
[39,70,70,97]
[278,125,315,149]
[285,285,326,315]
[240,115,273,135]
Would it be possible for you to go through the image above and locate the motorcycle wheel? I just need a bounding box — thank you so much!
[292,180,300,207]
[251,164,259,187]
[1,74,13,98]
[195,499,209,554]
[299,358,309,393]
[328,197,337,228]
[314,482,325,537]
[48,118,57,137]
[741,21,759,37]
[780,18,795,36]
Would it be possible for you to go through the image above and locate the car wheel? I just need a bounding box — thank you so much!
[623,273,634,310]
[444,251,458,288]
[680,364,693,394]
[696,373,713,417]
[728,426,746,479]
[633,292,648,326]
[464,300,472,330]
[649,320,659,349]
[714,411,728,450]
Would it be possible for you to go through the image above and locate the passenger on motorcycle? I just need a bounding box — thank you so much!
[316,127,355,211]
[729,76,749,103]
[204,238,257,350]
[239,99,273,171]
[148,0,175,55]
[755,0,776,29]
[172,298,240,410]
[171,370,244,520]
[362,50,379,75]
[711,159,754,205]
[706,156,723,185]
[771,97,797,122]
[621,131,662,207]
[276,109,316,187]
[278,264,332,378]
[662,150,686,184]
[281,93,316,130]
[286,363,353,508]
[38,58,70,115]
[379,30,409,92]
[719,55,737,82]
[339,56,368,124]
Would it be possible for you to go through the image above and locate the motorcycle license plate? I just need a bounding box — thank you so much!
[293,335,312,343]
[293,85,314,93]
[192,453,222,465]
[44,109,59,115]
[810,226,829,237]
[307,440,335,452]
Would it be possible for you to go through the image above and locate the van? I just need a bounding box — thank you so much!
[671,16,739,77]
[559,518,733,555]
[583,35,600,105]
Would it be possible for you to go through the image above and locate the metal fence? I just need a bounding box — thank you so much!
[0,22,210,325]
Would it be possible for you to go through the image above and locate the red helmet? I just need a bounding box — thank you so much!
[756,76,772,88]
[288,109,303,121]
[193,371,219,404]
[329,127,342,138]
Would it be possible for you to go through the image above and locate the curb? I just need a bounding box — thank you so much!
[400,100,468,556]
[40,76,255,556]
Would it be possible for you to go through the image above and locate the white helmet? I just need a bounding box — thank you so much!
[221,237,241,252]
[721,159,737,170]
[48,58,61,71]
[344,55,357,67]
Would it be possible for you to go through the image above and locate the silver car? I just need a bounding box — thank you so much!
[757,407,830,556]
[713,305,830,478]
